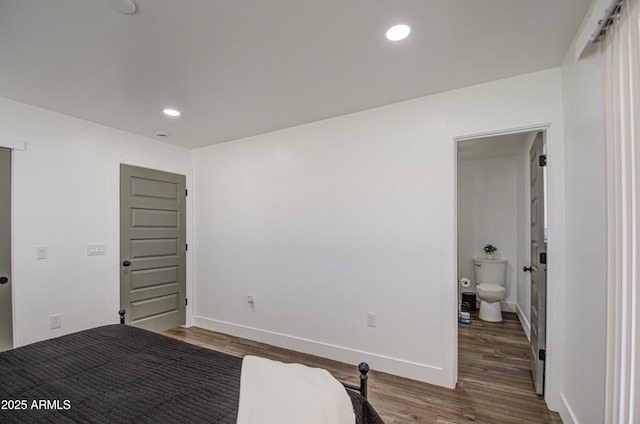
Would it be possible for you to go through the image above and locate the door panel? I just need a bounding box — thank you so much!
[120,164,186,332]
[131,294,179,321]
[130,176,179,199]
[529,133,547,394]
[130,267,178,290]
[131,209,179,228]
[130,238,179,258]
[0,147,12,351]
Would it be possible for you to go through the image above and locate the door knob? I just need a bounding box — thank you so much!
[122,260,131,267]
[523,266,532,273]
[0,276,8,284]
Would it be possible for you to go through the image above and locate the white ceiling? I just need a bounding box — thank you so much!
[0,0,592,149]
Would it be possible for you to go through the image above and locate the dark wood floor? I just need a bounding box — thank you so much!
[163,311,561,423]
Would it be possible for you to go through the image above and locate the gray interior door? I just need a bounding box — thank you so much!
[0,147,12,351]
[120,164,186,332]
[529,133,547,394]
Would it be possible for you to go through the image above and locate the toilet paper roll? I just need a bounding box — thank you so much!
[459,278,471,288]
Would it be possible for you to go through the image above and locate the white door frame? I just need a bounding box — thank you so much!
[0,136,26,348]
[449,122,564,410]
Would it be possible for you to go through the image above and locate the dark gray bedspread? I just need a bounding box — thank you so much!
[0,324,384,423]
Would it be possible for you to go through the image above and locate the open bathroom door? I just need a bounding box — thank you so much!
[0,147,12,351]
[528,133,547,395]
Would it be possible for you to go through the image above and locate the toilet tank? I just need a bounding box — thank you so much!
[473,259,507,285]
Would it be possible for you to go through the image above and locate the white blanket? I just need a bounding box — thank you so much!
[236,355,356,424]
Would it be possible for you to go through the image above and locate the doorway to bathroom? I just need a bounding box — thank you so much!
[0,147,12,351]
[456,129,548,395]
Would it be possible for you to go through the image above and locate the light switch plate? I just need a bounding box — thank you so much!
[87,243,106,256]
[367,312,377,328]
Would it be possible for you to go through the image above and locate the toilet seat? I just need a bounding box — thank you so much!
[476,283,505,295]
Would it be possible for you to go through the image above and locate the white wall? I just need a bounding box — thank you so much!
[557,37,607,424]
[192,68,565,388]
[458,155,518,310]
[0,96,192,347]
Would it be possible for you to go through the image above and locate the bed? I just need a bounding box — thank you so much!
[0,314,385,423]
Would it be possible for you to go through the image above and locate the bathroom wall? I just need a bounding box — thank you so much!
[458,154,519,311]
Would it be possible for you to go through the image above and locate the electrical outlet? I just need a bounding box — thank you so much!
[36,245,47,260]
[247,294,255,308]
[50,314,62,329]
[367,312,377,328]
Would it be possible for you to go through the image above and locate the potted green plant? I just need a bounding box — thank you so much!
[483,244,497,259]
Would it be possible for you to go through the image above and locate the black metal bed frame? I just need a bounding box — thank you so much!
[118,309,369,399]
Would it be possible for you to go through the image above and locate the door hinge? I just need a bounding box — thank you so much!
[186,243,188,251]
[185,189,188,196]
[539,349,546,361]
[185,298,188,306]
[539,252,547,264]
[539,154,547,167]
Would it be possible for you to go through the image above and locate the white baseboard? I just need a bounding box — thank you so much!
[557,392,579,424]
[516,303,531,342]
[500,301,517,313]
[193,315,454,388]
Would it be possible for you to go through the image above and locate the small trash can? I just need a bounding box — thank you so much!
[461,292,477,312]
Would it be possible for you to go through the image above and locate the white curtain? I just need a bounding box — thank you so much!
[602,0,640,422]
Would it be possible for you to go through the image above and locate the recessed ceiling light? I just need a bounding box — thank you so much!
[105,0,137,15]
[163,108,181,117]
[386,24,411,41]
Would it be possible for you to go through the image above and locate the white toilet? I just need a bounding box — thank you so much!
[474,258,507,322]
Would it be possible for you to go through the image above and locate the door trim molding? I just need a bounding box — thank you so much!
[449,122,564,411]
[0,139,25,348]
[0,135,26,151]
[0,147,14,350]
